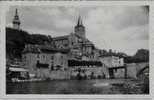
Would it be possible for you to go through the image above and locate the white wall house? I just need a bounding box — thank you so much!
[100,56,124,68]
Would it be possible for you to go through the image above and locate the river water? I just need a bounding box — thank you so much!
[6,79,143,94]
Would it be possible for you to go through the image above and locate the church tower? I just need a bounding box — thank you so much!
[74,16,85,38]
[12,9,20,30]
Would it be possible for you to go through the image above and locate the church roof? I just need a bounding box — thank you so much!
[52,35,69,41]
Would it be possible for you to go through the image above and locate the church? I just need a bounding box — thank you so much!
[52,16,100,61]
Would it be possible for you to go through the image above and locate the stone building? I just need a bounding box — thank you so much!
[22,44,69,78]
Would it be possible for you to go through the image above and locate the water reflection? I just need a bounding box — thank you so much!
[6,79,143,94]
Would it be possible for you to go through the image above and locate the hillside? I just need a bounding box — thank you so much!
[6,27,52,59]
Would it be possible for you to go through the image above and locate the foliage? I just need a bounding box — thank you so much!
[6,27,52,59]
[124,49,149,63]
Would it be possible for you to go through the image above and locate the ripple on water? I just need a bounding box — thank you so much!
[93,83,110,87]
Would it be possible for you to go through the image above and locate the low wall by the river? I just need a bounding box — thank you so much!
[69,66,109,79]
[34,62,149,80]
[35,68,71,80]
[34,65,109,80]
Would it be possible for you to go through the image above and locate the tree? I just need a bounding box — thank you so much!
[6,27,53,59]
[134,49,149,62]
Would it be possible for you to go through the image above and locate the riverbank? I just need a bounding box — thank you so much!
[6,79,148,94]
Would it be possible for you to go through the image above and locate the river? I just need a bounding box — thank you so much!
[6,79,144,94]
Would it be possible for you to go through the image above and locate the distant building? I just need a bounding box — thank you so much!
[99,56,124,68]
[12,9,20,30]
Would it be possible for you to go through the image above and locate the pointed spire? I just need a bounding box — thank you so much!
[14,8,20,21]
[15,8,18,16]
[80,18,83,25]
[77,15,83,26]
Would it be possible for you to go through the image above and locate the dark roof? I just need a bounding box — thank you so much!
[68,59,102,66]
[23,44,70,54]
[53,35,69,41]
[99,55,123,58]
[41,48,70,54]
[36,62,49,68]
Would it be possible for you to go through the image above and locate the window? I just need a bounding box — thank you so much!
[51,61,54,66]
[51,56,54,60]
[37,54,39,58]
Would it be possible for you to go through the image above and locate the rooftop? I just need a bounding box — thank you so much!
[22,44,70,54]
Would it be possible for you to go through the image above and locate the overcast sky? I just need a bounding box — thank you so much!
[6,6,149,55]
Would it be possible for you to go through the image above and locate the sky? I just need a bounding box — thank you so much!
[6,6,149,56]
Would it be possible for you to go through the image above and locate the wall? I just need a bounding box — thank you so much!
[23,52,68,77]
[114,68,125,78]
[22,53,38,74]
[100,56,124,68]
[69,65,109,79]
[35,68,70,80]
[126,62,149,79]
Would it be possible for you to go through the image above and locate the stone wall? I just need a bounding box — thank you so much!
[114,68,125,78]
[49,70,70,79]
[35,68,70,80]
[126,62,148,79]
[107,62,148,79]
[69,66,109,79]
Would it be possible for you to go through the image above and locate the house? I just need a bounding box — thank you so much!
[99,56,124,68]
[22,44,69,78]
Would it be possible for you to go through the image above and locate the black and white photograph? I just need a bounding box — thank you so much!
[5,5,149,94]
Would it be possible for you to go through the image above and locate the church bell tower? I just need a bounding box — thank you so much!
[74,16,85,38]
[12,9,20,30]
